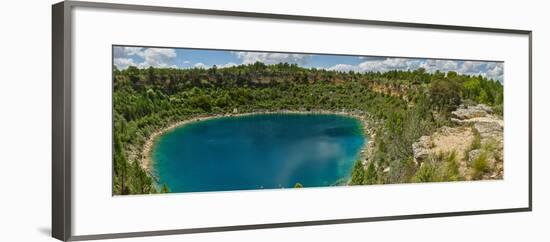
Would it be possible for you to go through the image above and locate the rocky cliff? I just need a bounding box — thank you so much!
[412,104,503,180]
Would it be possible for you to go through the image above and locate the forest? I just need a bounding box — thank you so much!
[112,61,503,195]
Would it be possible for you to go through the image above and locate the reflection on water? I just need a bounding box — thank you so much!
[153,113,366,193]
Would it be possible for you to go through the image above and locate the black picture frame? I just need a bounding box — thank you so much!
[52,1,532,241]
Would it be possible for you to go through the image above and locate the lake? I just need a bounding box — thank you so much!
[152,113,367,193]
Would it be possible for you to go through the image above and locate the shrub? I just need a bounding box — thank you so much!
[470,127,481,150]
[464,127,482,161]
[387,157,415,184]
[350,160,365,185]
[471,151,490,180]
[413,162,438,183]
[483,138,501,161]
[493,104,503,117]
[363,162,378,185]
[413,151,463,183]
[443,150,461,181]
[429,79,462,113]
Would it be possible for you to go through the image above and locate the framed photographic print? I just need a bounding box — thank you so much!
[52,1,532,241]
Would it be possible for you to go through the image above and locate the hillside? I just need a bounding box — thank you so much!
[113,62,504,194]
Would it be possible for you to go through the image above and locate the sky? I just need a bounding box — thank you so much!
[113,46,504,82]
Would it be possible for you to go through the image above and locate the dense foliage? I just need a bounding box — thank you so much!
[113,62,503,194]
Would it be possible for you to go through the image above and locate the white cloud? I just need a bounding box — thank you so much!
[113,58,136,69]
[194,62,208,69]
[458,61,485,73]
[218,62,238,68]
[421,59,459,72]
[234,52,311,65]
[193,62,238,69]
[113,47,142,58]
[183,60,191,64]
[455,61,504,81]
[135,48,177,68]
[359,58,422,72]
[486,63,504,81]
[113,47,177,69]
[328,58,422,73]
[122,47,144,56]
[327,57,503,82]
[328,64,360,72]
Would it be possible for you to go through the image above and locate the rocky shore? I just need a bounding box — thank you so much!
[412,104,504,180]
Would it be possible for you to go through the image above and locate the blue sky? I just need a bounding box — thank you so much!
[113,46,504,82]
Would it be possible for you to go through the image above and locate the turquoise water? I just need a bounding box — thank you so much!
[153,113,366,193]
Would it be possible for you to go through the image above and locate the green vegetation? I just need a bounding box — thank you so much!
[363,162,378,185]
[429,79,461,113]
[294,182,304,188]
[442,151,461,181]
[413,162,439,183]
[412,151,463,183]
[350,160,365,185]
[463,126,481,162]
[469,138,500,180]
[470,127,482,150]
[461,72,504,116]
[113,62,503,194]
[470,151,490,179]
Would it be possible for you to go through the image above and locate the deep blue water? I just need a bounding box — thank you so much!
[153,113,366,193]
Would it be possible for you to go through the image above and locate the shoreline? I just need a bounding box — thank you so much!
[140,109,377,180]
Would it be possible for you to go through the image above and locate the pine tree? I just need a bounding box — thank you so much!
[350,160,365,185]
[363,162,378,185]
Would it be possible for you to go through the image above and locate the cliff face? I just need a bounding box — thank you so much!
[368,82,417,101]
[412,104,503,180]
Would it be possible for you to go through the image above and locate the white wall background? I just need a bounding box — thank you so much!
[0,0,547,241]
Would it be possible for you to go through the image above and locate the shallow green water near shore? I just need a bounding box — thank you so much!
[153,113,367,193]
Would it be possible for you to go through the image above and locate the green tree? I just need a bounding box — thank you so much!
[189,95,212,111]
[113,132,128,195]
[350,160,365,185]
[126,66,141,87]
[147,66,156,85]
[429,79,461,113]
[294,182,303,188]
[446,71,458,79]
[478,89,489,104]
[363,162,378,185]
